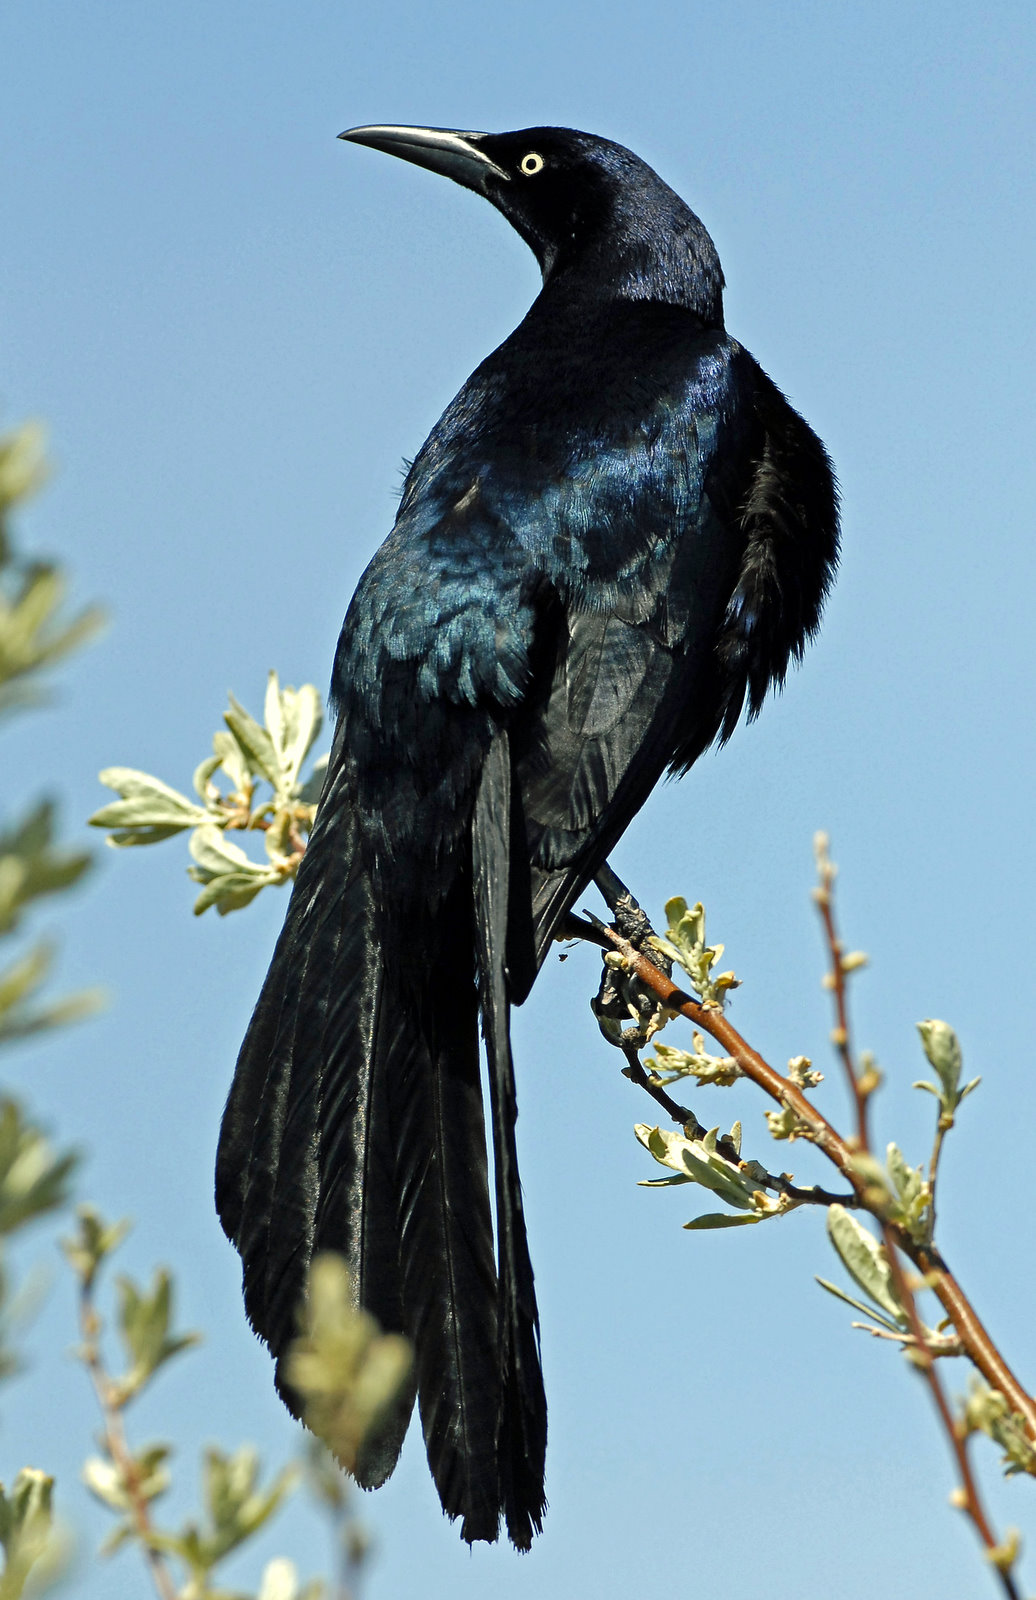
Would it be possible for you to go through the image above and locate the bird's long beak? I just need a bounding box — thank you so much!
[338,125,509,192]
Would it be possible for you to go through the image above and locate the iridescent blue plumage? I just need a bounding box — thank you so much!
[217,124,839,1551]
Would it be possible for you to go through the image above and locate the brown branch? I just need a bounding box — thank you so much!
[879,1223,1020,1597]
[811,837,875,1150]
[77,1286,178,1600]
[578,856,1033,1592]
[591,921,1036,1443]
[808,850,1024,1594]
[620,1044,858,1209]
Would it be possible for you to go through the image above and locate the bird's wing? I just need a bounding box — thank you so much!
[483,343,839,987]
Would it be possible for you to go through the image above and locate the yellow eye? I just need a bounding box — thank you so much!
[519,152,545,176]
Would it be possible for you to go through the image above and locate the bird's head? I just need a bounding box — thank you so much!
[339,124,724,323]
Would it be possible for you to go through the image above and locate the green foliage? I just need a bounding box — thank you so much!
[816,1204,908,1332]
[64,1208,410,1598]
[0,424,104,719]
[0,1100,78,1591]
[634,1122,791,1228]
[962,1382,1036,1479]
[914,1018,981,1128]
[285,1254,413,1475]
[0,1101,76,1245]
[0,422,103,1597]
[90,674,327,916]
[0,428,102,1049]
[0,1470,67,1599]
[110,1270,201,1406]
[650,896,741,1009]
[631,865,1036,1600]
[59,1207,129,1295]
[143,1447,298,1590]
[0,802,91,940]
[65,1208,311,1597]
[644,1032,740,1088]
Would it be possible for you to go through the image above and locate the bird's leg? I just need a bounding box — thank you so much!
[592,862,666,959]
[577,862,710,1134]
[584,864,749,1160]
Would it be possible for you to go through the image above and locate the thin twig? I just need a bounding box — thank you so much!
[880,1224,1019,1596]
[77,1285,178,1600]
[587,922,1036,1441]
[812,837,872,1150]
[579,860,1031,1591]
[927,1117,949,1241]
[810,853,1023,1595]
[621,1044,857,1208]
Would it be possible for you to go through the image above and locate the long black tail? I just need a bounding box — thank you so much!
[473,731,548,1548]
[215,737,545,1543]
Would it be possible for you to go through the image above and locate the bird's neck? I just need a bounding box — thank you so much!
[532,209,725,326]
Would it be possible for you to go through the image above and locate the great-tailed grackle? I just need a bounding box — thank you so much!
[216,125,839,1550]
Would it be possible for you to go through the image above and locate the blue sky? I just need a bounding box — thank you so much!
[2,3,1035,1595]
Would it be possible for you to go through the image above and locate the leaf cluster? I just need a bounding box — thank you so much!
[0,428,102,1048]
[90,675,327,916]
[651,897,740,1009]
[0,1469,67,1600]
[0,424,104,719]
[914,1018,981,1129]
[65,1208,329,1600]
[635,1121,791,1229]
[285,1254,413,1475]
[630,875,1035,1600]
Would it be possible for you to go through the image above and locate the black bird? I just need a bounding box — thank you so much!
[216,124,838,1550]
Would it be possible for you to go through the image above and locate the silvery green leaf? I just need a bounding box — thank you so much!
[286,1253,413,1472]
[651,897,735,1005]
[61,1206,130,1291]
[82,1456,131,1512]
[646,1036,740,1087]
[263,808,295,863]
[259,1559,306,1600]
[962,1380,1036,1476]
[633,1123,754,1209]
[0,1465,68,1596]
[0,1467,67,1593]
[225,695,279,787]
[826,1204,906,1325]
[191,871,281,917]
[114,1271,199,1400]
[0,944,50,1015]
[848,1151,894,1203]
[0,1098,77,1235]
[0,800,92,931]
[264,673,323,797]
[91,768,209,844]
[886,1142,922,1206]
[188,825,255,877]
[192,753,222,801]
[0,422,48,507]
[98,1523,136,1558]
[683,1211,761,1230]
[211,727,252,798]
[191,1447,298,1568]
[814,1276,905,1332]
[916,1019,962,1103]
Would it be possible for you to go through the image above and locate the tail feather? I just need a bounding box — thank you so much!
[473,732,548,1549]
[216,747,513,1539]
[388,942,503,1541]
